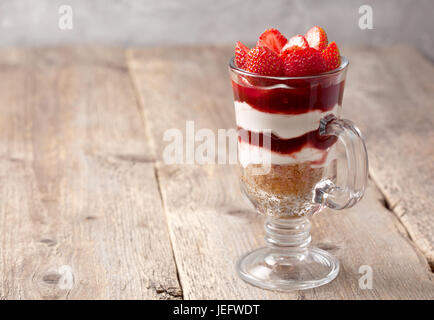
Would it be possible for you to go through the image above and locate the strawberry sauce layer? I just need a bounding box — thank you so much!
[238,127,337,155]
[232,80,345,115]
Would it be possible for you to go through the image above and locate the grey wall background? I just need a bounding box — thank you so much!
[0,0,433,60]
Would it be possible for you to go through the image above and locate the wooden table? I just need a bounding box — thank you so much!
[0,46,433,300]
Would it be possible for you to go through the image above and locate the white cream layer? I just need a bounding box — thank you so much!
[235,101,340,139]
[238,141,336,168]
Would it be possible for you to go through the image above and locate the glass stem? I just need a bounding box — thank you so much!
[264,217,311,259]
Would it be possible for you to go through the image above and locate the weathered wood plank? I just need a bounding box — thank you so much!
[342,45,434,268]
[0,47,181,299]
[128,45,434,299]
[126,46,235,161]
[155,164,433,299]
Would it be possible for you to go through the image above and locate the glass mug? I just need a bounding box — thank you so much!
[229,56,368,291]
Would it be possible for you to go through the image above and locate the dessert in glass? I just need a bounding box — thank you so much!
[229,27,368,291]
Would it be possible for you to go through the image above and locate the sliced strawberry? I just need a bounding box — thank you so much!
[235,41,249,68]
[282,35,309,53]
[283,47,326,77]
[244,46,284,76]
[257,28,288,54]
[305,26,328,51]
[280,45,303,61]
[322,41,341,71]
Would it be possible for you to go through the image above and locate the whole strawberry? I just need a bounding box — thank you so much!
[322,41,341,71]
[244,46,284,76]
[282,47,325,77]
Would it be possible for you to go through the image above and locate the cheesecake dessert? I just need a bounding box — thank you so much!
[230,27,346,217]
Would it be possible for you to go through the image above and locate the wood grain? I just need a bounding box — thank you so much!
[342,45,434,268]
[126,46,235,161]
[154,164,433,299]
[128,45,434,299]
[0,47,181,299]
[1,45,433,299]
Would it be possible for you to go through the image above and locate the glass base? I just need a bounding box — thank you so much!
[237,246,339,291]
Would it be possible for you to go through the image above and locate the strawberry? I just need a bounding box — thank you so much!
[282,35,309,53]
[282,47,326,76]
[244,46,284,76]
[322,41,341,71]
[235,41,249,68]
[257,28,288,54]
[280,45,303,61]
[305,26,328,51]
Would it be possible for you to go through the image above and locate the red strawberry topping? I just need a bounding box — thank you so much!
[235,41,249,68]
[280,45,303,59]
[234,26,339,77]
[282,47,326,77]
[257,28,288,54]
[322,41,341,71]
[244,46,284,76]
[282,35,309,52]
[305,26,328,51]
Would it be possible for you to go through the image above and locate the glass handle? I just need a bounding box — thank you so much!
[314,116,369,210]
